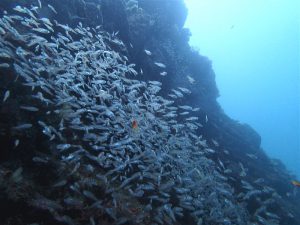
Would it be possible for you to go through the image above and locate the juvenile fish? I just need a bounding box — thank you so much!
[83,190,98,201]
[144,49,152,55]
[48,4,58,14]
[187,75,195,84]
[110,138,133,148]
[53,179,67,187]
[154,62,166,68]
[0,52,12,59]
[32,156,49,163]
[185,116,198,121]
[0,27,5,35]
[57,144,71,151]
[40,17,53,26]
[3,90,10,102]
[163,204,176,222]
[171,89,183,98]
[148,81,162,86]
[246,153,258,159]
[0,63,10,68]
[178,87,191,94]
[64,197,83,207]
[13,5,27,14]
[179,105,193,111]
[20,106,39,112]
[12,123,33,130]
[14,139,20,147]
[31,6,39,13]
[32,28,50,34]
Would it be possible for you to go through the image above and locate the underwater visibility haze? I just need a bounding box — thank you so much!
[0,0,300,225]
[184,0,300,178]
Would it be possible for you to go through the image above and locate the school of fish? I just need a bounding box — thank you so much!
[0,2,287,225]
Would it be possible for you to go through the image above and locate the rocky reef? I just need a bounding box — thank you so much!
[0,0,299,225]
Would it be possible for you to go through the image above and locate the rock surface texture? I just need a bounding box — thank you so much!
[0,0,299,225]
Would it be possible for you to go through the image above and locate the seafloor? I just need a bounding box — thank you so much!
[0,0,299,225]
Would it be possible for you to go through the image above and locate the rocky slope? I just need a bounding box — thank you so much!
[0,0,299,224]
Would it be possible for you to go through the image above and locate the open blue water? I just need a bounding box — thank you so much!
[184,0,300,178]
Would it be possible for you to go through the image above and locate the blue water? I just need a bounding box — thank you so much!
[1,1,300,224]
[184,0,300,177]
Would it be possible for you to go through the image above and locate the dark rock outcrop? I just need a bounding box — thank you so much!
[0,0,299,224]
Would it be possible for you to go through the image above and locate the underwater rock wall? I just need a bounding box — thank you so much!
[0,0,299,225]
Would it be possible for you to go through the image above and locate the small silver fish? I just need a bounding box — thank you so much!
[14,139,20,147]
[53,180,67,187]
[205,148,215,153]
[211,139,219,147]
[31,6,39,13]
[48,4,57,14]
[13,6,27,14]
[0,63,10,68]
[154,62,166,68]
[11,167,23,182]
[177,87,191,94]
[20,106,39,112]
[64,197,83,207]
[148,81,162,86]
[32,156,49,164]
[40,17,53,26]
[3,90,10,102]
[56,144,71,151]
[0,27,5,35]
[32,28,50,34]
[171,89,183,98]
[179,111,189,116]
[246,153,258,159]
[12,123,33,130]
[83,190,98,201]
[179,105,193,110]
[144,49,152,55]
[185,116,198,121]
[187,75,195,84]
[38,0,42,8]
[0,52,12,59]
